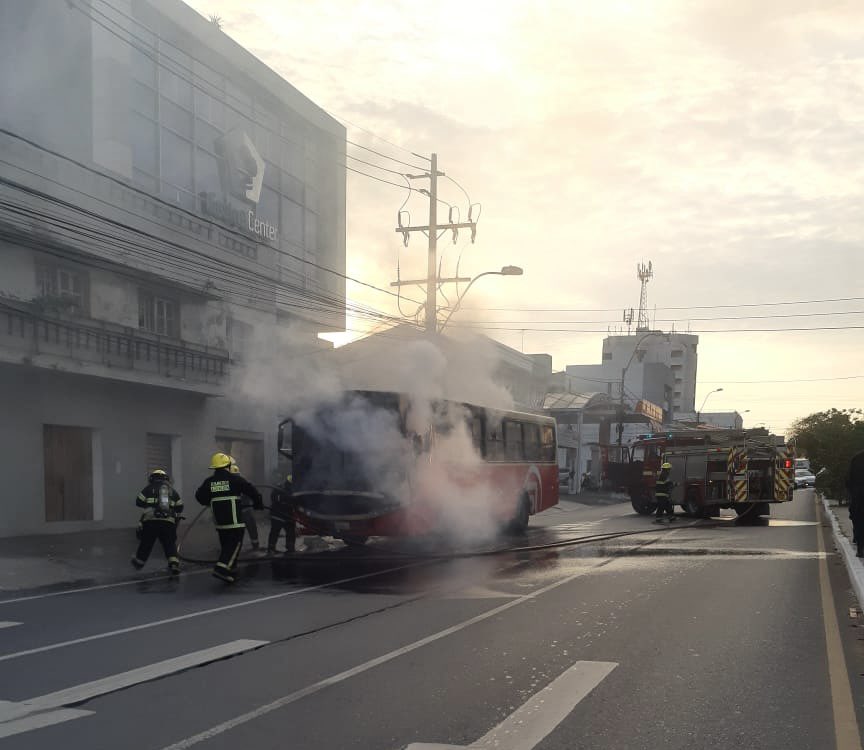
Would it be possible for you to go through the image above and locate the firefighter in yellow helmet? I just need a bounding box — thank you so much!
[230,461,261,551]
[195,452,262,583]
[131,469,183,575]
[654,461,675,523]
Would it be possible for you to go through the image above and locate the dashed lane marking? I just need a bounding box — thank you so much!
[157,559,621,750]
[0,562,424,663]
[0,708,94,740]
[406,660,617,750]
[0,622,21,629]
[0,639,268,736]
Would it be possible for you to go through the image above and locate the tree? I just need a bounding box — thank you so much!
[789,409,864,501]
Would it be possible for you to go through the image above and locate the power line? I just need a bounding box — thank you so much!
[459,296,864,313]
[700,375,864,384]
[0,131,425,308]
[0,180,416,333]
[448,323,864,333]
[452,309,864,325]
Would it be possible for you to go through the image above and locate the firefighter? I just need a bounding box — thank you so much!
[846,449,864,557]
[230,462,261,551]
[131,469,183,575]
[196,452,263,583]
[268,474,295,555]
[654,462,675,523]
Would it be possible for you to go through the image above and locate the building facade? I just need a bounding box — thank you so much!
[0,0,346,535]
[566,332,698,419]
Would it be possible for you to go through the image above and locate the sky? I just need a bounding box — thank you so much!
[185,0,864,434]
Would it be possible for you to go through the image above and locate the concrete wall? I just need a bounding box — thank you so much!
[0,363,278,537]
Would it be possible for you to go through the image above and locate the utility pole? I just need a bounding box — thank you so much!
[393,153,478,334]
[425,153,438,333]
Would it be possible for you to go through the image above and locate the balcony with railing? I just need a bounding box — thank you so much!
[0,299,229,394]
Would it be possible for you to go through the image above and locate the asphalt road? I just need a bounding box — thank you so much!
[1,489,862,750]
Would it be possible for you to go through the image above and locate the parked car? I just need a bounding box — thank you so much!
[794,468,816,488]
[558,468,573,487]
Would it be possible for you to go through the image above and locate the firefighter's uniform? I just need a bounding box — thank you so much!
[268,475,295,555]
[132,470,183,574]
[654,463,675,522]
[195,453,263,583]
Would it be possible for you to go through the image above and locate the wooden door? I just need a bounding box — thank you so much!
[44,425,93,521]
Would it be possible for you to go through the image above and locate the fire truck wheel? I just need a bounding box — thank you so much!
[703,504,721,519]
[342,535,369,547]
[508,494,530,535]
[630,493,657,515]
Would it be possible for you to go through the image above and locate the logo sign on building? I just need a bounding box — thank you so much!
[201,129,278,243]
[635,399,663,424]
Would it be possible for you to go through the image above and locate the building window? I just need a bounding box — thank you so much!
[36,264,89,313]
[138,290,179,337]
[602,352,612,361]
[227,317,253,360]
[671,350,683,358]
[674,391,682,399]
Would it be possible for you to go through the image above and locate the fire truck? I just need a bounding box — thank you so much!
[622,429,794,517]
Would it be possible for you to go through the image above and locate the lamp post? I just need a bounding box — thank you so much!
[616,331,668,459]
[696,387,724,426]
[438,266,523,332]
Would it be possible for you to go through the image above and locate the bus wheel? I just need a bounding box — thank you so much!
[508,495,530,535]
[342,535,369,547]
[630,493,657,515]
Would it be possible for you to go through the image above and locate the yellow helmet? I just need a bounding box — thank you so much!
[150,469,167,477]
[661,462,672,470]
[230,463,240,474]
[209,452,232,469]
[285,474,292,482]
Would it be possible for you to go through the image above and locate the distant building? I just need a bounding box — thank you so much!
[565,332,699,419]
[676,411,744,430]
[0,1,345,535]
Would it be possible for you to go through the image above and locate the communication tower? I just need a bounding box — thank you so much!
[635,261,653,332]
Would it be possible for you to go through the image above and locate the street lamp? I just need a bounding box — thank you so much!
[438,266,523,332]
[696,387,724,426]
[616,331,668,458]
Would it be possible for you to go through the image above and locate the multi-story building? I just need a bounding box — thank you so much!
[566,332,699,419]
[0,0,346,535]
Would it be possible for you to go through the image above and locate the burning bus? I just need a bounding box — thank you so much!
[277,390,559,545]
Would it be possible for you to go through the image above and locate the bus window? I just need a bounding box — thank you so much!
[631,446,645,463]
[504,420,523,461]
[523,422,541,461]
[540,424,556,462]
[486,420,504,461]
[470,415,484,455]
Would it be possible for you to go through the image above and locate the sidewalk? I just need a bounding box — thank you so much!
[821,495,864,608]
[559,489,631,506]
[0,527,145,595]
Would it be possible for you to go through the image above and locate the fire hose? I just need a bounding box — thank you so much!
[175,485,740,566]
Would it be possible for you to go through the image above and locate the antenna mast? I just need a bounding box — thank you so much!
[636,261,653,332]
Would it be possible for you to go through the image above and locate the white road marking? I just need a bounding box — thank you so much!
[0,708,94,740]
[816,504,863,750]
[0,567,217,606]
[0,562,424,663]
[159,562,609,750]
[406,660,617,750]
[0,622,21,629]
[0,640,267,726]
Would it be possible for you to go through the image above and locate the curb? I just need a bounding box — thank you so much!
[821,494,864,608]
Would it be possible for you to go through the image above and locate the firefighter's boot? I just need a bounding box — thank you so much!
[131,557,145,570]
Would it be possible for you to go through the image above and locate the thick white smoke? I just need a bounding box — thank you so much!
[232,322,525,545]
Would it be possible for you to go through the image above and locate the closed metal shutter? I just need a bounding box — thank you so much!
[146,433,173,477]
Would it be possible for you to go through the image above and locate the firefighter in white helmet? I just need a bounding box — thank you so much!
[131,469,183,575]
